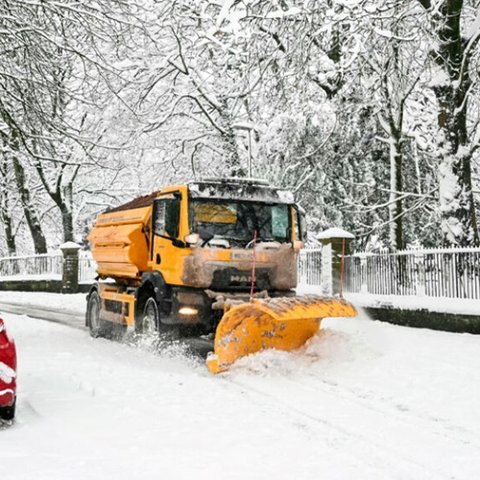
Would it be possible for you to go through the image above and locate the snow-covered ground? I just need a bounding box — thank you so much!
[1,306,480,479]
[0,291,87,314]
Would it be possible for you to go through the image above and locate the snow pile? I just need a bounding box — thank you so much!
[345,292,480,316]
[231,328,356,376]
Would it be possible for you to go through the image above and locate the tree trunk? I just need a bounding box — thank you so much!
[389,139,404,250]
[34,165,75,243]
[0,158,16,255]
[10,152,48,254]
[0,103,48,253]
[0,208,16,255]
[220,101,244,177]
[60,202,74,243]
[223,122,243,177]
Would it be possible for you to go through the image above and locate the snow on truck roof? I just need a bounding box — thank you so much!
[189,179,294,204]
[105,179,294,213]
[199,177,270,186]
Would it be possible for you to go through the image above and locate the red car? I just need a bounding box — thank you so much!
[0,317,16,420]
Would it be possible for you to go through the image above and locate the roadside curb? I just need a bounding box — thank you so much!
[364,306,480,334]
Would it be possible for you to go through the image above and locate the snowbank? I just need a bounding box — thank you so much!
[346,292,480,316]
[297,284,480,316]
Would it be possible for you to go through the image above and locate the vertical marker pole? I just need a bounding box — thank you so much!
[250,229,257,302]
[340,238,346,298]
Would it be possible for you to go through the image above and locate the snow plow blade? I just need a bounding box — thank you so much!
[206,295,356,374]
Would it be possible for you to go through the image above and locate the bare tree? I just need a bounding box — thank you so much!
[0,0,143,247]
[361,3,425,249]
[417,0,480,245]
[0,151,18,255]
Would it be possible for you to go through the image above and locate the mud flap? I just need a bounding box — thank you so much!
[206,295,357,373]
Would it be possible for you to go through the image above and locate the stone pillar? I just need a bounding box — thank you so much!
[318,228,355,296]
[60,242,81,294]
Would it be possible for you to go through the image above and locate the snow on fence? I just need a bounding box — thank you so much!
[0,251,97,283]
[78,251,97,283]
[344,247,480,300]
[297,248,322,286]
[0,253,63,280]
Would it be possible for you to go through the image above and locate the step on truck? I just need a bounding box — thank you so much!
[86,178,356,372]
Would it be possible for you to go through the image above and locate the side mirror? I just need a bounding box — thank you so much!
[293,240,304,251]
[184,233,200,246]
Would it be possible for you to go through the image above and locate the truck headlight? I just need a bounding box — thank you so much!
[178,306,198,315]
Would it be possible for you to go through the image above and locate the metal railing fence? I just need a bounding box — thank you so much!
[78,251,97,283]
[0,253,63,279]
[344,247,480,300]
[2,247,480,300]
[297,248,322,286]
[0,251,97,283]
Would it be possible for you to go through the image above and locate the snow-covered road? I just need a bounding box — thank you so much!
[1,309,480,480]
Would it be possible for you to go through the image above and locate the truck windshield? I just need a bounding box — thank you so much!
[190,199,291,245]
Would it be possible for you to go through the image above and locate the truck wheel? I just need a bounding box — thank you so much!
[87,290,109,338]
[140,297,160,334]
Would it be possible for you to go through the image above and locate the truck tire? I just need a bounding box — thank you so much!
[87,290,110,338]
[138,297,160,334]
[138,296,176,339]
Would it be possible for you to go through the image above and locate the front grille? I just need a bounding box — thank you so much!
[211,268,271,290]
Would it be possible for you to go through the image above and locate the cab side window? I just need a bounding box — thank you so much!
[165,198,180,237]
[153,196,180,238]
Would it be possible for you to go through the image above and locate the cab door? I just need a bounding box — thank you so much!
[151,192,184,283]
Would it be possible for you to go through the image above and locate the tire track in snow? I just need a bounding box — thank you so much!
[203,373,395,480]
[219,374,475,480]
[0,302,85,330]
[289,375,480,450]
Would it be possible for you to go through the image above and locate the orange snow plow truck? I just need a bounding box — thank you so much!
[86,178,356,373]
